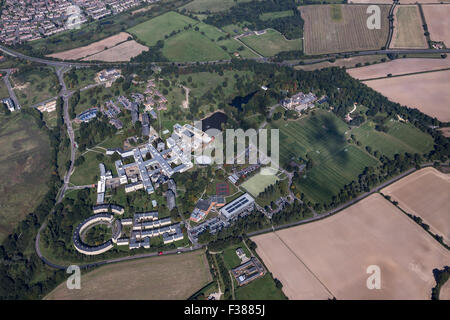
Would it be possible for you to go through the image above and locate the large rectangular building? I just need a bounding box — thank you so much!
[220,193,255,221]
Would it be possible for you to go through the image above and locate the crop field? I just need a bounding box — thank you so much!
[347,57,450,80]
[45,250,212,300]
[180,0,252,12]
[422,4,450,46]
[162,30,230,62]
[241,168,280,197]
[348,0,450,3]
[12,67,59,108]
[0,113,52,242]
[390,5,428,49]
[81,40,148,62]
[252,193,450,299]
[239,29,303,57]
[127,11,198,46]
[271,110,378,203]
[382,167,450,245]
[362,70,450,122]
[47,32,131,60]
[351,120,434,158]
[300,4,390,55]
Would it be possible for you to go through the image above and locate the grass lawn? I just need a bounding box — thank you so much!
[0,80,9,99]
[235,274,287,300]
[0,113,52,242]
[64,68,98,91]
[222,243,251,270]
[162,29,230,62]
[260,10,294,21]
[239,29,303,57]
[271,110,379,203]
[45,250,212,300]
[241,168,280,197]
[351,120,434,158]
[70,151,106,186]
[180,0,252,13]
[128,11,198,46]
[12,67,59,108]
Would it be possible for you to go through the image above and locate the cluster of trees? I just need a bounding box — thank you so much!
[204,0,304,39]
[431,267,450,300]
[75,114,117,152]
[271,200,311,225]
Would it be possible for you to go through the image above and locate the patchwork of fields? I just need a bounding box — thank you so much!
[252,193,450,299]
[300,4,390,55]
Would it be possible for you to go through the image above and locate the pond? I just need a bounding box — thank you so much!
[229,91,257,111]
[202,111,227,132]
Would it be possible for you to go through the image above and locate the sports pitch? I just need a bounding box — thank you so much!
[241,168,280,197]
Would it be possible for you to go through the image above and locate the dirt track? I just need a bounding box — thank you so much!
[252,194,449,299]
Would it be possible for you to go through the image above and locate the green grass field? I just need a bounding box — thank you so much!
[162,29,230,62]
[351,121,433,158]
[128,11,198,46]
[234,274,287,300]
[271,110,379,203]
[222,243,251,270]
[0,80,9,99]
[12,67,59,108]
[180,0,252,13]
[241,168,280,197]
[239,29,303,57]
[0,113,52,242]
[260,10,294,21]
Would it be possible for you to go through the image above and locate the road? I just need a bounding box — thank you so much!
[384,2,397,49]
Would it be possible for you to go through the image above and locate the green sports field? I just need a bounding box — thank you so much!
[239,29,303,57]
[127,11,198,46]
[271,110,378,203]
[351,121,433,158]
[162,30,230,62]
[241,168,280,197]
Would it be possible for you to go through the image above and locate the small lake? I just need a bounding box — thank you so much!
[202,111,228,132]
[229,91,257,111]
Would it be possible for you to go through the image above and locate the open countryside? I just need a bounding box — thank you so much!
[252,193,450,299]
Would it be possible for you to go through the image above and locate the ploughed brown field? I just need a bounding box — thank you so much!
[347,57,450,79]
[390,5,428,49]
[81,40,149,62]
[362,70,450,122]
[381,167,450,245]
[422,4,450,47]
[349,0,450,3]
[300,4,390,55]
[252,194,449,299]
[46,32,132,60]
[44,250,212,300]
[440,281,450,300]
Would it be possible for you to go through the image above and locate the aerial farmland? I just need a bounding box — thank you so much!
[300,4,390,55]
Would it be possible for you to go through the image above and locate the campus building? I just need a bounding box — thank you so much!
[220,193,255,221]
